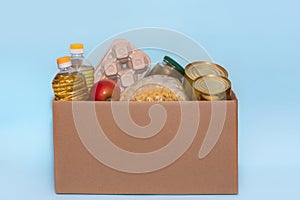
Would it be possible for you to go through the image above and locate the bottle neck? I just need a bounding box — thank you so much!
[59,66,75,73]
[71,53,85,58]
[163,60,180,73]
[163,59,184,75]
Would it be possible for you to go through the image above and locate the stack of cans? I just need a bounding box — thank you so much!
[184,61,231,101]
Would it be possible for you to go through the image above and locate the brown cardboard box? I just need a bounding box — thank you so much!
[52,93,238,194]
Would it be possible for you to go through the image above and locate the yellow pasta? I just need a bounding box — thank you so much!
[130,86,182,101]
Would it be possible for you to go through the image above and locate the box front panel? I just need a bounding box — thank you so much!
[53,99,238,194]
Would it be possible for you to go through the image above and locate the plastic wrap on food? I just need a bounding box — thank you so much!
[120,75,188,101]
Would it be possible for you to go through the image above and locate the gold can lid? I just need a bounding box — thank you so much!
[185,61,228,81]
[193,75,231,95]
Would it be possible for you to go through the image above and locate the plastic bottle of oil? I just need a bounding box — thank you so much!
[70,44,94,92]
[52,56,89,101]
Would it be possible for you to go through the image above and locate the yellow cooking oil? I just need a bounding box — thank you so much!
[70,43,94,92]
[78,65,94,92]
[52,56,89,101]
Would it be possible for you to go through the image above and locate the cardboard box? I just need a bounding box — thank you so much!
[52,93,238,194]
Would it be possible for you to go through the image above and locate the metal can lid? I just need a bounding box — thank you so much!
[185,61,228,81]
[193,75,231,95]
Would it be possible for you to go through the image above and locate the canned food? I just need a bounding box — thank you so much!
[184,61,229,99]
[192,75,231,101]
[185,61,228,82]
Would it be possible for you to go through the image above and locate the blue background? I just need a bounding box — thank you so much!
[0,0,299,199]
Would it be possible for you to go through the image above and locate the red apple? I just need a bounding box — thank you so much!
[90,79,121,101]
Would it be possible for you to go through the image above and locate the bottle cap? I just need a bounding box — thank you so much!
[163,56,185,75]
[57,56,72,69]
[70,43,84,54]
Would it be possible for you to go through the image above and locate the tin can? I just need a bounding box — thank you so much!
[192,75,231,101]
[183,61,228,99]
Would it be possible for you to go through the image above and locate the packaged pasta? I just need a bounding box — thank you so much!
[120,75,188,101]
